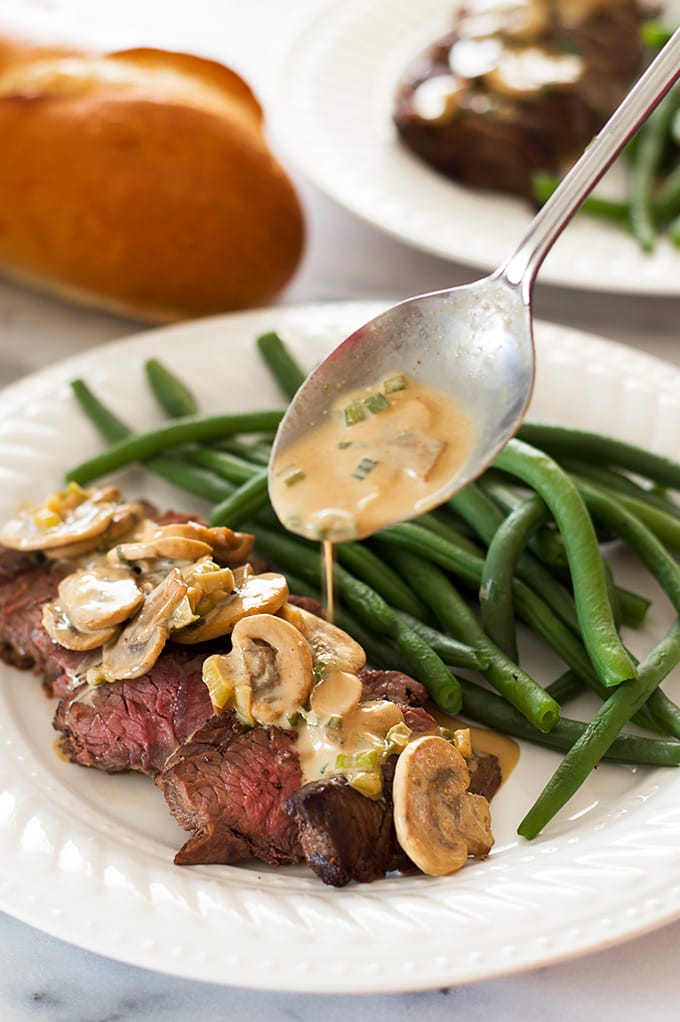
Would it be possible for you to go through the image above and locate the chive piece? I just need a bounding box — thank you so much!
[344,401,366,426]
[336,749,380,770]
[384,374,407,393]
[281,466,305,487]
[326,714,343,730]
[364,392,390,414]
[338,441,352,449]
[352,457,378,480]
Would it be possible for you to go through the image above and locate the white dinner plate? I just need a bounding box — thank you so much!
[0,301,679,993]
[270,0,680,295]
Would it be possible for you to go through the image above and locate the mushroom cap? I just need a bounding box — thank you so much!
[57,564,143,632]
[280,604,366,674]
[0,486,127,552]
[205,612,314,724]
[172,571,288,644]
[42,601,118,651]
[392,735,493,876]
[102,567,189,680]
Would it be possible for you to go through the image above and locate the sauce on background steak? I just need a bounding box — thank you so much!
[393,0,655,198]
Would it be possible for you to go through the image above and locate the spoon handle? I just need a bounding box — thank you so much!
[498,27,680,295]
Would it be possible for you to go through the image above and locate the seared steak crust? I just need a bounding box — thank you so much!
[359,668,429,707]
[394,2,652,198]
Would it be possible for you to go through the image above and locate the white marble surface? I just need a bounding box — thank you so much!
[0,1,679,1019]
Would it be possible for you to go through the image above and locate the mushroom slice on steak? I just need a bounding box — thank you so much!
[392,734,493,876]
[202,613,314,724]
[42,601,118,651]
[57,564,143,632]
[0,484,140,555]
[173,571,288,644]
[102,568,189,680]
[279,603,366,674]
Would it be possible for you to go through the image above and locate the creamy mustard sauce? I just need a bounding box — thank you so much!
[270,373,474,543]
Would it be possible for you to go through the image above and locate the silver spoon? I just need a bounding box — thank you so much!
[270,29,680,541]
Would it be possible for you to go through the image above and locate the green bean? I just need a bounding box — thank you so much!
[381,545,560,733]
[518,620,680,838]
[532,171,630,223]
[415,511,486,556]
[570,472,680,551]
[191,447,261,485]
[575,478,680,615]
[629,89,680,252]
[144,358,199,418]
[615,586,651,630]
[459,676,680,768]
[251,524,463,713]
[213,436,273,466]
[65,409,285,485]
[256,330,307,400]
[517,423,680,491]
[336,541,432,621]
[654,161,680,223]
[479,475,568,568]
[70,379,233,503]
[144,455,234,504]
[209,468,269,528]
[544,669,584,705]
[394,612,490,671]
[562,459,680,521]
[70,379,133,443]
[479,495,552,659]
[494,439,636,688]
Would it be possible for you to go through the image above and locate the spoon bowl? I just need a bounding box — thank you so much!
[270,30,680,541]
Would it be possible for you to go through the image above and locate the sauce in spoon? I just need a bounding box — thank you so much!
[269,371,474,545]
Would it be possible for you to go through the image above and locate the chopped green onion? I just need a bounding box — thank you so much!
[338,441,352,449]
[351,457,378,481]
[326,714,343,731]
[336,749,380,770]
[280,465,305,487]
[364,392,390,414]
[344,401,366,426]
[384,374,407,394]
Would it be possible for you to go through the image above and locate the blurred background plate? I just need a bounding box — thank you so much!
[270,0,680,295]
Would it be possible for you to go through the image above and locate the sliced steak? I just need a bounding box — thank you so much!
[284,758,412,888]
[158,716,304,866]
[359,667,429,707]
[0,557,67,677]
[53,649,212,775]
[466,750,503,802]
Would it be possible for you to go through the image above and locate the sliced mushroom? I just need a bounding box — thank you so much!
[202,613,314,724]
[173,571,288,644]
[36,502,143,560]
[42,602,118,651]
[147,521,254,565]
[0,485,127,552]
[109,535,213,565]
[57,564,143,632]
[392,735,494,876]
[278,604,366,674]
[101,568,189,680]
[207,526,255,566]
